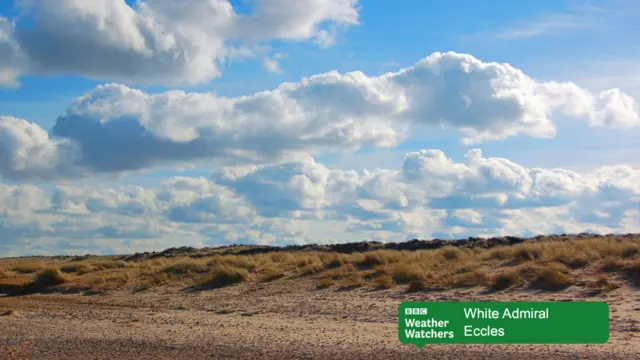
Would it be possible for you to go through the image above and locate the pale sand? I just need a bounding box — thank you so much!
[0,276,638,359]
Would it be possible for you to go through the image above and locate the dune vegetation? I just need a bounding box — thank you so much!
[0,234,638,295]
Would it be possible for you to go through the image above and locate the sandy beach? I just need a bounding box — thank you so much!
[1,273,638,359]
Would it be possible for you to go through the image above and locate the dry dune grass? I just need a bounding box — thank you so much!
[202,264,252,289]
[372,274,396,289]
[10,263,45,274]
[1,235,639,294]
[19,268,69,293]
[259,266,286,282]
[316,277,335,289]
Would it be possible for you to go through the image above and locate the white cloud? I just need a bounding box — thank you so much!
[494,13,587,39]
[393,53,636,143]
[592,89,640,127]
[565,59,640,101]
[482,2,640,40]
[233,0,359,45]
[263,53,284,73]
[206,148,640,239]
[0,116,84,180]
[159,176,256,223]
[1,147,639,255]
[214,157,333,217]
[44,78,402,176]
[539,83,640,128]
[448,209,483,226]
[0,17,25,87]
[2,52,638,181]
[0,183,49,216]
[0,0,360,85]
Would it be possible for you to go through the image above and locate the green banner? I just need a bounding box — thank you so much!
[398,301,609,347]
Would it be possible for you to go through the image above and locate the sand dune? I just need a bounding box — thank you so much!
[1,234,639,359]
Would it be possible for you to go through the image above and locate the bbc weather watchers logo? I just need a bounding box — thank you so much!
[405,307,428,315]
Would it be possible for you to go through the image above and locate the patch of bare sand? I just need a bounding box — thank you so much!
[0,276,638,359]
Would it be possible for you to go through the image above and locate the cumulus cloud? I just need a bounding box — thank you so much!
[159,176,256,224]
[3,52,637,181]
[215,148,640,237]
[208,149,640,240]
[234,0,359,46]
[392,53,639,142]
[38,75,402,177]
[402,148,598,210]
[0,0,360,85]
[0,116,84,180]
[1,148,639,255]
[540,83,640,128]
[0,183,49,216]
[215,158,333,217]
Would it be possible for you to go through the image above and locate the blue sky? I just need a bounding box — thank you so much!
[0,0,639,256]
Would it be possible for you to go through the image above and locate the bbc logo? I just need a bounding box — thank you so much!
[405,308,428,315]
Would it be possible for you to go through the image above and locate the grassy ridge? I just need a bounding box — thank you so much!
[0,235,638,295]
